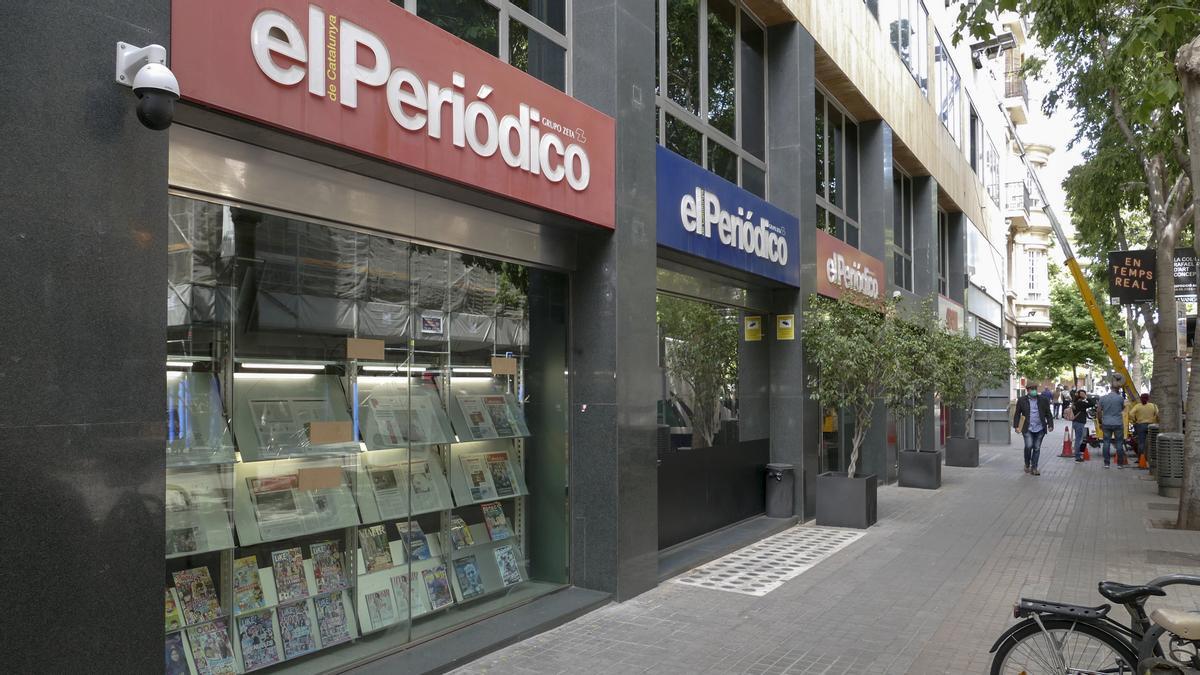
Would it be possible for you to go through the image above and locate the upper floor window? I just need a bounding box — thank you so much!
[881,0,929,96]
[406,0,568,91]
[1027,248,1045,299]
[934,32,961,145]
[815,89,861,247]
[893,168,914,292]
[657,0,768,197]
[985,140,1000,206]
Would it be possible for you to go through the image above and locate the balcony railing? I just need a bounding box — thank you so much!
[1005,181,1030,213]
[1005,73,1029,106]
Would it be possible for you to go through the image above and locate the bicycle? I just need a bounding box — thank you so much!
[990,574,1200,674]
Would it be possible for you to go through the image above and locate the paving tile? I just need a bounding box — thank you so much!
[452,430,1200,674]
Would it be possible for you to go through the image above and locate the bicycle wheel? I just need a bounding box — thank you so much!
[991,617,1138,674]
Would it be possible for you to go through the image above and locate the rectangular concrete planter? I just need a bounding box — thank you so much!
[944,437,979,467]
[898,449,942,489]
[815,472,878,529]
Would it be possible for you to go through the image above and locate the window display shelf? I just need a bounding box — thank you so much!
[167,371,236,467]
[448,443,529,506]
[447,391,531,442]
[166,466,236,559]
[357,447,455,524]
[233,459,360,546]
[355,522,456,633]
[232,373,358,462]
[357,378,456,449]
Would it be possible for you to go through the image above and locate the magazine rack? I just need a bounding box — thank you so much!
[231,372,359,462]
[233,458,361,546]
[356,447,456,523]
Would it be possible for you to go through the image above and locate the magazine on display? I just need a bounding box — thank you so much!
[313,591,352,647]
[493,544,523,587]
[365,589,396,629]
[233,556,266,614]
[481,501,513,541]
[250,398,335,454]
[237,610,280,671]
[482,395,518,437]
[455,395,499,440]
[397,522,431,561]
[390,573,427,618]
[187,618,237,675]
[485,452,516,497]
[310,540,349,594]
[449,515,474,550]
[452,555,485,600]
[406,460,441,512]
[364,395,409,447]
[165,631,192,675]
[271,548,309,603]
[165,588,184,632]
[461,454,497,501]
[422,566,455,611]
[166,526,201,556]
[359,524,395,573]
[172,567,222,626]
[248,475,301,528]
[277,600,317,659]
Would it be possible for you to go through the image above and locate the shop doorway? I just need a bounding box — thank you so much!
[655,292,770,550]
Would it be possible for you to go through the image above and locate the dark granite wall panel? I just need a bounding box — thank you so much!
[912,176,940,449]
[949,211,967,304]
[856,120,894,481]
[570,0,659,600]
[0,1,168,671]
[766,23,818,517]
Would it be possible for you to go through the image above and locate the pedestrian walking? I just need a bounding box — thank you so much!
[1128,392,1159,459]
[1052,385,1063,418]
[1068,390,1094,462]
[1097,382,1127,468]
[1014,383,1053,475]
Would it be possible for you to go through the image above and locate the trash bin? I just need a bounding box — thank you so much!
[1157,432,1184,498]
[1147,424,1160,473]
[766,463,795,518]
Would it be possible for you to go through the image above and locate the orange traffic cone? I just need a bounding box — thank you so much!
[1139,453,1148,469]
[1061,429,1073,457]
[1083,447,1091,461]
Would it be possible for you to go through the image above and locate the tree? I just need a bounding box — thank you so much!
[656,295,739,449]
[1176,37,1200,529]
[956,1,1199,433]
[882,300,942,452]
[941,332,1014,438]
[1016,279,1127,387]
[802,293,894,477]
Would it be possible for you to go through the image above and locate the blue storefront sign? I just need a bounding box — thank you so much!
[655,146,800,287]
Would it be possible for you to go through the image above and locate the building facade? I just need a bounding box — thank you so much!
[2,1,1027,672]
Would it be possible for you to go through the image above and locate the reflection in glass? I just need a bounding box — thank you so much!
[739,12,765,159]
[667,0,700,114]
[510,0,566,33]
[815,92,826,198]
[741,160,766,199]
[707,0,737,138]
[509,19,566,91]
[417,0,500,55]
[666,114,703,165]
[707,140,738,185]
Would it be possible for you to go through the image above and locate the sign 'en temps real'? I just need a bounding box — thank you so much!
[1107,250,1156,304]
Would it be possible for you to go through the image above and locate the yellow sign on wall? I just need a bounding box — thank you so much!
[777,314,795,340]
[744,316,762,342]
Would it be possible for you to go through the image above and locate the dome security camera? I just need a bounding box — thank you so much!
[115,43,180,130]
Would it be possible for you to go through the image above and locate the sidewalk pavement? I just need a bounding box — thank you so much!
[453,428,1200,674]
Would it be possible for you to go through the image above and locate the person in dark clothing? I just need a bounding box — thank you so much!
[1014,383,1054,475]
[1068,389,1094,462]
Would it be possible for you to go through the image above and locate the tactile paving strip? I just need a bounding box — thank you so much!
[671,526,865,597]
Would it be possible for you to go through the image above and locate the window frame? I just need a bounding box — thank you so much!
[815,86,862,248]
[879,0,929,97]
[404,0,572,92]
[656,0,770,196]
[893,167,915,293]
[933,30,961,145]
[937,209,949,296]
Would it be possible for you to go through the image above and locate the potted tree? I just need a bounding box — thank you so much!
[941,333,1013,467]
[803,292,892,528]
[886,301,944,489]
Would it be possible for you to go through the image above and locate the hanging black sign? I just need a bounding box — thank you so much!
[1107,250,1156,304]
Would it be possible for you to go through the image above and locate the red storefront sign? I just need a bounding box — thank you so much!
[171,1,615,229]
[815,229,884,302]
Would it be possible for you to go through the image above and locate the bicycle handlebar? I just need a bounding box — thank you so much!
[1148,574,1200,589]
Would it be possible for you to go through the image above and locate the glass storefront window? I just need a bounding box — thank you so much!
[416,0,500,56]
[893,169,914,292]
[165,194,569,673]
[510,19,566,91]
[666,114,703,166]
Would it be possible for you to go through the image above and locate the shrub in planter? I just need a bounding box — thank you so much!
[883,300,944,489]
[938,331,1013,467]
[803,292,893,528]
